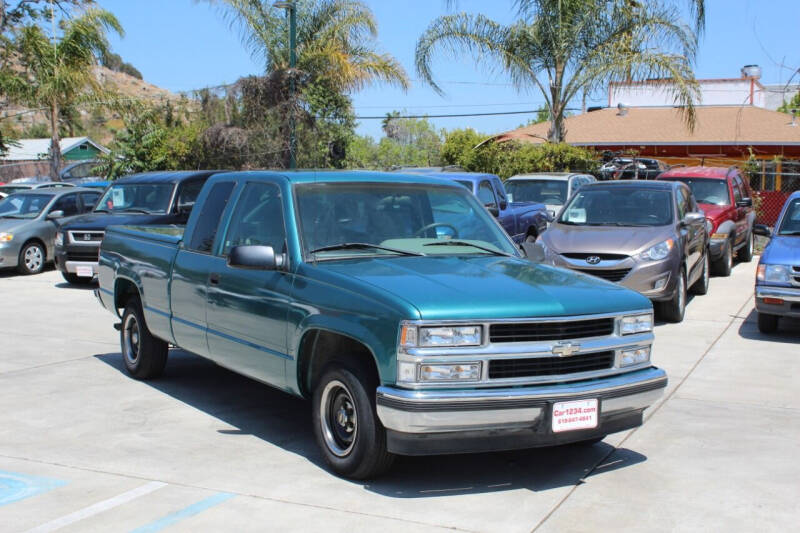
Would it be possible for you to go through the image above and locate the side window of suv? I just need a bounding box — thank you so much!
[477,180,497,208]
[676,188,689,219]
[733,175,748,202]
[731,176,743,204]
[187,182,236,253]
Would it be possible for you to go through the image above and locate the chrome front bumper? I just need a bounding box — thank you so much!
[755,286,800,318]
[377,366,667,434]
[756,286,800,303]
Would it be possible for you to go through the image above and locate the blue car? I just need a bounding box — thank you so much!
[753,191,800,333]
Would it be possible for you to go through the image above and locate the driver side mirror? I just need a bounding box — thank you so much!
[737,197,753,208]
[486,205,500,217]
[227,245,285,271]
[520,242,546,263]
[681,212,705,226]
[176,201,195,215]
[753,224,772,238]
[46,210,64,220]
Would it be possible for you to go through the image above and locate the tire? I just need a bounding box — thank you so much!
[690,251,710,295]
[738,229,754,263]
[312,363,394,479]
[659,269,686,323]
[17,241,45,275]
[711,238,733,277]
[61,272,94,285]
[120,297,168,380]
[757,313,779,334]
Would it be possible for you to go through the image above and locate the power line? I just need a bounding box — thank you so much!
[355,108,580,120]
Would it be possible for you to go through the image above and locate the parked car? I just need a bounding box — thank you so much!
[752,192,800,333]
[60,160,102,182]
[0,187,101,275]
[0,181,75,197]
[505,172,597,220]
[427,171,549,243]
[538,181,709,322]
[599,158,669,181]
[55,170,218,284]
[657,166,755,276]
[95,170,667,479]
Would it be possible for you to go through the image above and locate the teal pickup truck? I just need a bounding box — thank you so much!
[95,170,667,479]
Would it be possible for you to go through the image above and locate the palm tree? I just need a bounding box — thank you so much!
[418,0,700,142]
[207,0,409,93]
[4,8,122,179]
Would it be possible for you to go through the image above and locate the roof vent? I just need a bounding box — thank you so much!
[741,65,762,79]
[617,102,628,116]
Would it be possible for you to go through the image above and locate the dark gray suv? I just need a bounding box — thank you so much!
[538,181,709,322]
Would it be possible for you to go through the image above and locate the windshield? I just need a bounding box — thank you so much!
[0,193,53,219]
[778,199,800,235]
[295,183,519,260]
[560,188,674,226]
[667,178,730,206]
[95,183,175,214]
[505,180,569,205]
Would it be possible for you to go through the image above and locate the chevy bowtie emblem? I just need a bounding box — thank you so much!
[552,342,580,357]
[585,256,601,265]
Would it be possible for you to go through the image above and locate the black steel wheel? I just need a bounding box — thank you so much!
[120,297,168,379]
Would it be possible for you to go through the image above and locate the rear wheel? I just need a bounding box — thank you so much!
[738,230,754,262]
[690,251,710,295]
[120,297,168,379]
[712,238,733,277]
[757,313,779,334]
[312,362,394,479]
[17,242,45,275]
[61,272,94,285]
[659,269,686,323]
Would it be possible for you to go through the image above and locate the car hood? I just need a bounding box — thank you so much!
[542,223,674,256]
[0,217,38,233]
[762,235,800,264]
[319,255,650,320]
[58,212,171,230]
[698,203,731,222]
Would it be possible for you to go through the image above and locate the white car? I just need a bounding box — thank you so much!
[505,172,597,220]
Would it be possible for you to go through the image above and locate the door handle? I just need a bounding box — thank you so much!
[209,272,220,285]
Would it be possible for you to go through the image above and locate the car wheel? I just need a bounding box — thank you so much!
[61,272,94,285]
[738,230,754,263]
[690,251,710,295]
[17,241,45,275]
[757,313,779,334]
[712,239,733,277]
[659,269,686,323]
[312,363,394,479]
[120,297,168,380]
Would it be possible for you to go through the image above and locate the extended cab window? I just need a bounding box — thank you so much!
[187,182,235,253]
[222,182,286,255]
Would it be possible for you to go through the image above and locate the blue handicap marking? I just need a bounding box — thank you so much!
[130,493,234,533]
[0,470,66,506]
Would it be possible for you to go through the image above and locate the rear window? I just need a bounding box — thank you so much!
[664,177,730,206]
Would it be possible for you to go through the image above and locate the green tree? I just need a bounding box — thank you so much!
[2,8,122,178]
[418,0,699,143]
[778,91,800,114]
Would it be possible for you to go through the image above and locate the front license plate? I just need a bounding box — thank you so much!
[76,266,94,278]
[552,399,598,433]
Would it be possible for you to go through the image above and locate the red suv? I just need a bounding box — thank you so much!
[657,166,756,275]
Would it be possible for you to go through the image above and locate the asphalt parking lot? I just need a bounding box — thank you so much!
[0,260,798,532]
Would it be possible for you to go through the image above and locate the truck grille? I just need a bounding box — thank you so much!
[489,318,615,343]
[792,266,800,287]
[574,268,631,282]
[66,250,99,262]
[69,231,105,244]
[562,252,629,261]
[488,351,615,379]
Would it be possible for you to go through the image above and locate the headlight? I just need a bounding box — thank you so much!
[705,219,713,235]
[639,239,674,261]
[54,232,64,246]
[620,346,651,367]
[397,361,482,383]
[0,232,13,242]
[619,313,653,335]
[757,264,791,283]
[401,325,482,348]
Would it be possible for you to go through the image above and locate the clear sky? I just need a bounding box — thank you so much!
[100,0,800,139]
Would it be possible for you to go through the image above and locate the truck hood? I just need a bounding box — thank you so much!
[319,255,650,320]
[542,223,674,256]
[697,203,731,226]
[58,212,171,230]
[762,235,800,264]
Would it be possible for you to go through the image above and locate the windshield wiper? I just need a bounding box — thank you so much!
[423,240,513,257]
[93,208,109,213]
[309,242,425,257]
[116,208,152,214]
[2,214,29,219]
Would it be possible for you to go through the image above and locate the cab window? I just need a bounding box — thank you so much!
[222,182,286,256]
[477,180,497,208]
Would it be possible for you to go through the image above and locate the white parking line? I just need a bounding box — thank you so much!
[25,481,167,533]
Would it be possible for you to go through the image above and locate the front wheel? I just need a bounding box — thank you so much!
[659,269,686,323]
[312,364,394,479]
[757,313,779,334]
[120,298,168,379]
[712,239,733,277]
[738,230,754,262]
[17,242,45,275]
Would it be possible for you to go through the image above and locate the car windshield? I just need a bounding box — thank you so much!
[505,180,569,205]
[95,183,174,214]
[295,182,519,260]
[560,187,673,226]
[667,177,730,206]
[0,193,53,219]
[778,199,800,235]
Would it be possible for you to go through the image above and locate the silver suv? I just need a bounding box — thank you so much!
[505,173,596,220]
